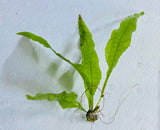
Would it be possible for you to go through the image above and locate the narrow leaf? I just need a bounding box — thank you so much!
[17,32,73,65]
[17,32,89,88]
[26,91,86,111]
[17,32,51,48]
[102,12,144,94]
[78,15,101,110]
[17,15,102,111]
[105,12,144,71]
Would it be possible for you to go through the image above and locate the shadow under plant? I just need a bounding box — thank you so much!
[0,37,81,95]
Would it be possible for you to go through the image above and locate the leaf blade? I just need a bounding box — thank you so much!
[96,12,144,108]
[17,32,51,48]
[17,32,74,65]
[26,91,86,111]
[78,15,102,110]
[16,32,88,85]
[17,15,103,111]
[105,12,144,71]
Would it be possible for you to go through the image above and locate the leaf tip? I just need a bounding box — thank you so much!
[140,11,144,16]
[79,14,82,19]
[26,94,34,100]
[16,32,21,35]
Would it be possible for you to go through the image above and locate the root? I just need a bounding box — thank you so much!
[80,86,106,122]
[80,83,139,124]
[99,83,139,124]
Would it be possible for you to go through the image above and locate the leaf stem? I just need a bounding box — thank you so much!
[96,69,112,107]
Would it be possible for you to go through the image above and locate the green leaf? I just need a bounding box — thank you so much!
[17,32,51,48]
[105,12,144,71]
[16,32,88,92]
[26,91,86,111]
[78,15,101,110]
[16,32,89,86]
[96,12,144,108]
[17,32,74,66]
[17,15,102,111]
[103,12,144,94]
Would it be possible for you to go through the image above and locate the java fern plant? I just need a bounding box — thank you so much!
[17,12,144,122]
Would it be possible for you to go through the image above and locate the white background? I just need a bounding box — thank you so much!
[0,0,160,130]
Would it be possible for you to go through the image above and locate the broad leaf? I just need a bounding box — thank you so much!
[102,12,144,93]
[78,15,101,110]
[26,91,86,111]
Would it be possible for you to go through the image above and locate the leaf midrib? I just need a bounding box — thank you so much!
[109,19,133,70]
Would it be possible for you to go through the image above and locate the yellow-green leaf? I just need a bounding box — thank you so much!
[17,15,102,111]
[78,15,102,110]
[26,91,86,111]
[102,12,144,94]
